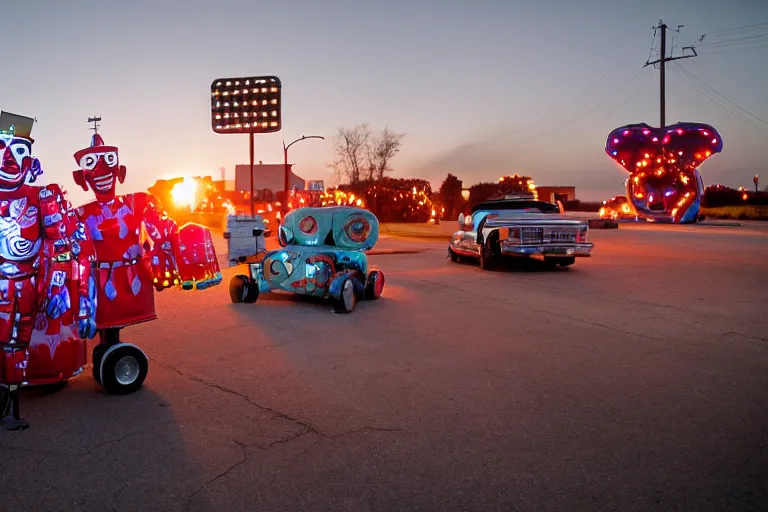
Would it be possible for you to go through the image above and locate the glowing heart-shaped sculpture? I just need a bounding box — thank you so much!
[605,122,723,223]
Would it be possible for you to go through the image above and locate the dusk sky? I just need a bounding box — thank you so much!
[3,0,767,205]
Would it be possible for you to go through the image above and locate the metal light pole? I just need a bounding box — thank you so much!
[283,135,324,213]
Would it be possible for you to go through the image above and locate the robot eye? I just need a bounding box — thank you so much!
[299,216,317,234]
[269,260,282,276]
[344,216,370,243]
[80,153,99,170]
[103,152,118,166]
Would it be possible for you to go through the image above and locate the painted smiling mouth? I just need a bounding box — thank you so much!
[92,174,114,192]
[0,168,22,183]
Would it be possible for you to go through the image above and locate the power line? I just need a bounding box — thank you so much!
[668,64,766,132]
[696,33,768,48]
[698,43,768,56]
[674,62,768,126]
[487,66,650,155]
[589,68,658,126]
[485,55,629,149]
[701,21,768,37]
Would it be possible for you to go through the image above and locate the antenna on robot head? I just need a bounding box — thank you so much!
[88,116,102,134]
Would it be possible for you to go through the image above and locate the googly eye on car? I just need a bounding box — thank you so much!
[344,216,370,242]
[299,216,318,234]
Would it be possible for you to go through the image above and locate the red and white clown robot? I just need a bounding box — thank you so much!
[72,132,221,395]
[1,125,98,431]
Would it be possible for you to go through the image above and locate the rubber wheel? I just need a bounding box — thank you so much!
[99,344,149,395]
[449,248,460,262]
[92,343,109,385]
[479,242,495,270]
[558,257,576,267]
[364,270,385,300]
[331,277,357,313]
[229,274,259,303]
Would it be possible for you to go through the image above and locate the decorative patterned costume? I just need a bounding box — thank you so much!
[71,133,220,395]
[0,126,97,431]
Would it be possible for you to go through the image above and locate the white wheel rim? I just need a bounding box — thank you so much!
[115,355,140,385]
[342,280,355,309]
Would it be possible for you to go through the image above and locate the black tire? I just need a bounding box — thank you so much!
[479,240,495,270]
[92,343,109,385]
[558,257,576,267]
[364,270,385,300]
[449,248,460,263]
[331,277,357,313]
[229,274,259,303]
[99,344,149,395]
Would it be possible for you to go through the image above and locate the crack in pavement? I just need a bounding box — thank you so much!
[721,331,767,342]
[415,277,669,342]
[148,357,404,443]
[149,357,323,436]
[185,439,248,511]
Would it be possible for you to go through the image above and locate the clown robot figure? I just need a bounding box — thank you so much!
[0,119,98,431]
[71,131,221,395]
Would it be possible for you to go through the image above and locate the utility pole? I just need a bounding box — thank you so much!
[644,20,697,128]
[88,116,102,134]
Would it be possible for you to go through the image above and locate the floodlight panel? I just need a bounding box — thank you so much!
[211,76,282,134]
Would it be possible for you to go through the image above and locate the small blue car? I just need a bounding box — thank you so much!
[229,206,385,313]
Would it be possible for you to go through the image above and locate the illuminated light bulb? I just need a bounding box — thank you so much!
[262,100,268,105]
[702,131,709,136]
[636,161,642,167]
[163,280,170,287]
[676,129,683,135]
[225,81,231,86]
[356,199,362,206]
[623,130,630,135]
[705,151,711,157]
[712,138,718,144]
[652,137,659,142]
[153,277,158,283]
[678,151,683,156]
[270,122,279,127]
[271,111,278,116]
[613,138,619,144]
[233,90,239,95]
[657,158,662,163]
[643,130,651,135]
[271,99,278,105]
[644,153,650,158]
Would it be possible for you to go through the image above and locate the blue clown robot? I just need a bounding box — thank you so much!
[229,206,385,313]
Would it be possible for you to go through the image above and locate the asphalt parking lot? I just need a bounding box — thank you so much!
[1,221,766,512]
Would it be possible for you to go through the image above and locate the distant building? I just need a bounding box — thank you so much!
[234,163,305,193]
[537,186,576,203]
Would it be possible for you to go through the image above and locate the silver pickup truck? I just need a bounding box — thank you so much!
[448,196,594,270]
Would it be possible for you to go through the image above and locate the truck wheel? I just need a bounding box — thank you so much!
[364,270,385,300]
[331,277,357,313]
[229,275,259,303]
[99,344,149,395]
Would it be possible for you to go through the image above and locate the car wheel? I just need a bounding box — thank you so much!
[449,248,460,262]
[99,343,149,395]
[364,270,385,300]
[331,277,357,313]
[229,274,259,303]
[479,242,495,270]
[558,257,576,267]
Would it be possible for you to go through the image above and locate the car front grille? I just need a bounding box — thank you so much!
[520,227,579,244]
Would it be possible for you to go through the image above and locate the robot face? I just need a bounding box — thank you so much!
[279,206,379,250]
[72,134,126,202]
[0,134,33,191]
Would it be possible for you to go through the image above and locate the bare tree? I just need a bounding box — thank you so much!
[369,128,404,181]
[328,124,370,185]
